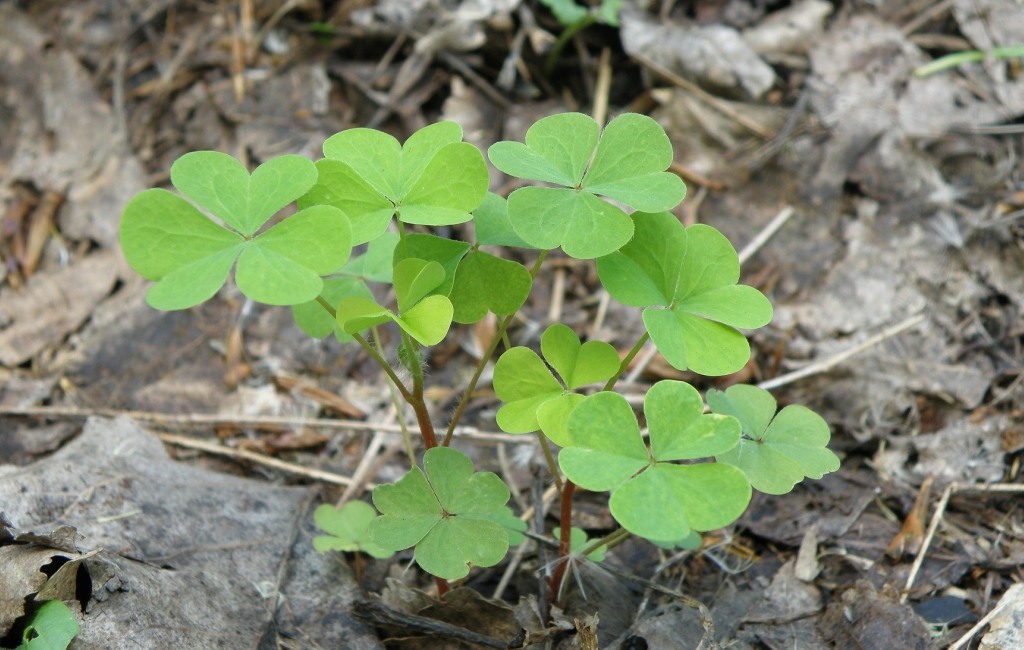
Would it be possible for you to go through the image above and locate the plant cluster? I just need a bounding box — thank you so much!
[120,112,839,600]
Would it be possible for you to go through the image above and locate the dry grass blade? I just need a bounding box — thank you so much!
[156,431,364,487]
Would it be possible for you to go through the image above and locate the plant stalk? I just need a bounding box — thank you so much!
[579,526,631,559]
[602,332,650,392]
[536,432,563,492]
[548,479,576,604]
[544,16,596,77]
[351,333,413,402]
[441,250,549,446]
[400,330,440,450]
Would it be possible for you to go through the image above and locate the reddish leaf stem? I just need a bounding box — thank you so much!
[548,479,576,604]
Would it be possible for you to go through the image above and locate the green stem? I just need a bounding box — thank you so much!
[352,333,412,402]
[548,479,576,604]
[601,332,650,392]
[375,327,417,466]
[578,526,631,559]
[441,250,549,446]
[914,46,1024,78]
[544,16,596,77]
[400,329,439,450]
[536,432,563,492]
[315,295,336,319]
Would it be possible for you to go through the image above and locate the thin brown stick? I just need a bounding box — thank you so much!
[737,206,794,266]
[903,482,1024,601]
[757,314,926,391]
[631,50,774,139]
[0,406,529,444]
[156,432,364,487]
[948,583,1024,650]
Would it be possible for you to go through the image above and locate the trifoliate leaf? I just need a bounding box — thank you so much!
[397,295,454,346]
[493,347,564,435]
[492,325,619,444]
[121,152,352,310]
[234,205,353,305]
[488,113,686,258]
[335,292,454,347]
[597,211,772,376]
[707,384,840,494]
[301,122,488,241]
[313,501,394,559]
[170,152,318,237]
[367,447,511,580]
[541,323,620,390]
[559,382,750,542]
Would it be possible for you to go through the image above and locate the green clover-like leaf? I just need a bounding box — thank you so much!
[393,258,446,313]
[487,113,686,259]
[367,446,511,580]
[121,152,352,310]
[481,506,528,546]
[559,382,750,542]
[170,152,318,237]
[291,276,374,340]
[335,292,453,347]
[449,251,532,324]
[492,347,564,434]
[341,231,401,283]
[472,193,533,248]
[541,323,621,390]
[313,501,394,559]
[492,324,619,445]
[300,122,488,245]
[394,234,471,298]
[19,600,79,650]
[597,211,772,376]
[707,384,841,495]
[233,205,353,305]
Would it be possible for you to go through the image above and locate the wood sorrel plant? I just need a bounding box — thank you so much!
[120,112,840,598]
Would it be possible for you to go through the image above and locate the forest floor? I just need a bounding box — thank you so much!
[2,1,1024,648]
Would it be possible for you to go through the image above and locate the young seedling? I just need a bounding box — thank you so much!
[120,112,840,616]
[539,0,624,75]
